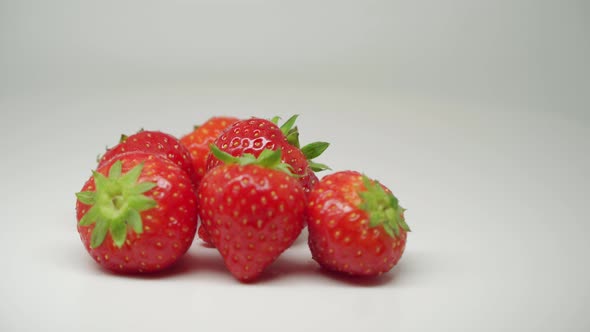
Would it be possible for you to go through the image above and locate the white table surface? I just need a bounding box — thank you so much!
[0,85,588,332]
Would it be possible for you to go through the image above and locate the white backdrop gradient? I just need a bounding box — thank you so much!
[0,1,588,332]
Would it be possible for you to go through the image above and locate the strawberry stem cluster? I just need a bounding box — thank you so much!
[358,175,410,238]
[210,145,294,175]
[76,161,157,248]
[271,115,330,172]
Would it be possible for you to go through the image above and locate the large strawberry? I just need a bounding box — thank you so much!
[99,130,197,185]
[198,146,306,282]
[180,116,240,184]
[307,171,410,277]
[76,152,198,273]
[206,115,329,196]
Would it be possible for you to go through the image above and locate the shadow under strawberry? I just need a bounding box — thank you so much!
[86,253,202,280]
[315,266,397,287]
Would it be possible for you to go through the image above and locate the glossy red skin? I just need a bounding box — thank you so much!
[99,131,197,185]
[198,164,306,282]
[180,117,240,246]
[307,171,407,277]
[197,225,215,248]
[206,118,317,196]
[76,152,198,273]
[180,116,240,184]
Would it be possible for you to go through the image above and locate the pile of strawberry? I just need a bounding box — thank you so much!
[75,115,410,282]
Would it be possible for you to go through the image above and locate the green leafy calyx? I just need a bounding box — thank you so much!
[358,175,410,238]
[271,115,331,172]
[75,161,157,249]
[210,145,295,176]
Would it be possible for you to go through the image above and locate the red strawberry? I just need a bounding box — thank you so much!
[206,115,329,196]
[198,146,306,282]
[76,152,198,273]
[307,171,410,277]
[196,224,215,248]
[100,130,197,185]
[180,116,240,184]
[180,117,240,246]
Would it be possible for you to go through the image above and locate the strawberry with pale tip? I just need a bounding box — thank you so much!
[180,116,240,184]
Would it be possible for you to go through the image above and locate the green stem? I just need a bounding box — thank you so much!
[76,161,157,248]
[358,175,410,238]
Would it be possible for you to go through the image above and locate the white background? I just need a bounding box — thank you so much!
[1,1,589,331]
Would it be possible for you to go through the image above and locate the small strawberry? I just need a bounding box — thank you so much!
[180,116,240,183]
[206,115,329,196]
[100,130,197,185]
[180,117,240,246]
[76,152,198,273]
[198,146,306,282]
[307,171,410,277]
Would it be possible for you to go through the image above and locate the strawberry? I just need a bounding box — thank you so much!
[76,152,198,273]
[180,116,240,183]
[198,146,306,282]
[180,117,240,246]
[307,171,410,277]
[99,130,197,185]
[196,224,215,248]
[206,115,329,196]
